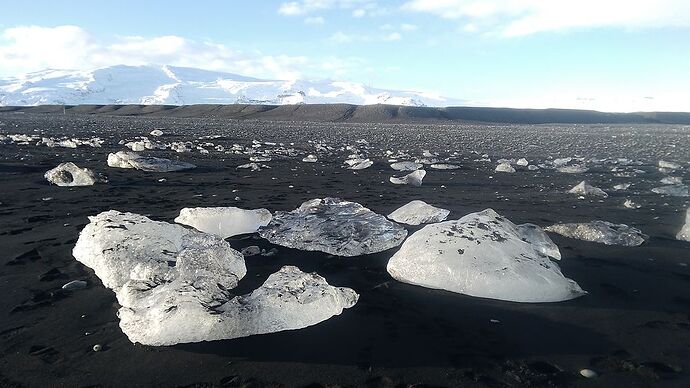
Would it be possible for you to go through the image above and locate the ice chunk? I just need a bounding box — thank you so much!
[107,151,196,172]
[430,163,460,170]
[302,154,318,163]
[527,165,539,171]
[623,199,642,209]
[660,176,682,185]
[345,158,373,170]
[259,198,407,256]
[174,207,272,238]
[494,162,516,173]
[613,183,631,191]
[545,221,646,246]
[150,129,164,137]
[516,223,562,260]
[387,209,583,303]
[516,158,529,166]
[387,200,450,225]
[568,181,608,197]
[390,169,426,186]
[557,164,589,173]
[45,162,104,187]
[659,160,681,170]
[390,161,422,171]
[677,208,690,242]
[652,185,689,197]
[73,211,356,345]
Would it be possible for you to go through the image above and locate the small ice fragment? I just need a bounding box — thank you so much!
[62,280,87,291]
[545,221,646,246]
[568,181,608,197]
[494,162,515,173]
[45,162,104,187]
[387,200,450,225]
[390,170,426,186]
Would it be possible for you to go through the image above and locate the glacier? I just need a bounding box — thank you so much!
[0,64,461,107]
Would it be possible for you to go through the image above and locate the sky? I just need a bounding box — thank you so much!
[1,0,689,112]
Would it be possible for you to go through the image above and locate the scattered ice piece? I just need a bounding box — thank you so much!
[174,207,272,238]
[387,200,450,225]
[259,198,407,256]
[527,165,539,171]
[249,156,271,162]
[390,161,422,171]
[516,158,529,166]
[240,246,261,257]
[568,181,608,197]
[545,221,647,246]
[677,208,690,242]
[302,154,318,163]
[92,344,103,352]
[652,185,689,197]
[387,209,583,303]
[661,176,682,185]
[430,163,460,170]
[345,158,373,170]
[557,164,589,173]
[125,141,146,152]
[659,160,681,170]
[62,280,87,291]
[494,162,515,173]
[45,162,104,187]
[107,151,196,172]
[623,199,642,209]
[390,169,426,186]
[580,369,598,379]
[613,183,631,191]
[150,129,163,137]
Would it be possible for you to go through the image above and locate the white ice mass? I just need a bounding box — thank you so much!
[72,211,357,346]
[259,198,407,256]
[390,169,426,186]
[386,209,584,303]
[494,162,516,173]
[545,221,647,246]
[568,181,608,197]
[387,200,450,226]
[677,208,690,242]
[44,162,104,187]
[107,151,196,172]
[174,207,272,238]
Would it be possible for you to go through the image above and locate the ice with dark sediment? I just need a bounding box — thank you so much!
[73,211,357,346]
[344,158,373,170]
[430,163,460,170]
[545,221,647,246]
[652,184,689,197]
[174,207,272,238]
[387,209,584,303]
[677,208,690,242]
[568,181,608,197]
[387,200,450,225]
[107,151,196,172]
[259,197,407,256]
[45,162,105,187]
[390,169,426,186]
[390,161,422,171]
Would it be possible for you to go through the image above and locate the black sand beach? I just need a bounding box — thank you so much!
[1,110,689,387]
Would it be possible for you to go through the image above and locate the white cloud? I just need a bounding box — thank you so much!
[402,0,690,36]
[384,32,402,41]
[279,0,382,16]
[400,23,418,31]
[0,25,360,80]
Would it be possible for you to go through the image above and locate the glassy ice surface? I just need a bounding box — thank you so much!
[387,200,450,226]
[259,197,407,256]
[73,211,356,345]
[107,151,196,172]
[44,162,103,186]
[652,184,689,197]
[174,207,272,238]
[387,209,584,303]
[545,221,647,246]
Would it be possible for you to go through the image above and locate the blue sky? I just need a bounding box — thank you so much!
[1,0,689,111]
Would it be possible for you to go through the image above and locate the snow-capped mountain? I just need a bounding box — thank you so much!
[0,65,461,107]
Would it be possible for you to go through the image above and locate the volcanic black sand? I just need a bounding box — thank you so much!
[0,111,689,387]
